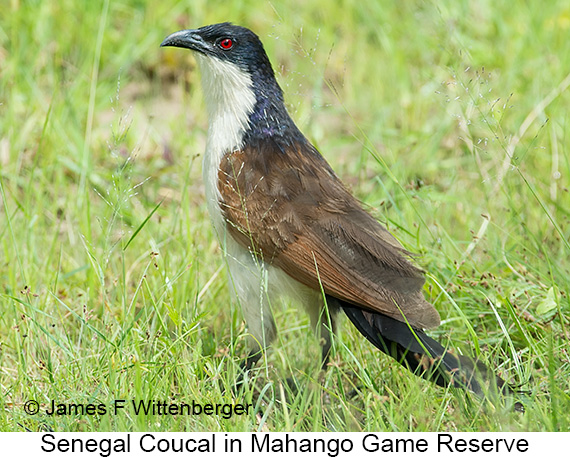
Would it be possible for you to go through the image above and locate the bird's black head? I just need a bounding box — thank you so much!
[161,23,305,147]
[161,22,275,80]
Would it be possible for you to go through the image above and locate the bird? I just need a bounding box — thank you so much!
[160,22,516,401]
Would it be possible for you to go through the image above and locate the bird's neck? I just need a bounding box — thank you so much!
[196,54,302,155]
[244,70,302,146]
[196,54,256,155]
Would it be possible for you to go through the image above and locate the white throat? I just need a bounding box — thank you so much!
[195,53,256,234]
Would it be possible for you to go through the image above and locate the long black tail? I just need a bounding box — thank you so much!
[340,300,513,399]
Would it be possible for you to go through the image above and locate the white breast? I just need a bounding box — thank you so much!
[195,53,256,235]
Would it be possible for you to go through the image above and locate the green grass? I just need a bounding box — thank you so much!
[1,0,569,432]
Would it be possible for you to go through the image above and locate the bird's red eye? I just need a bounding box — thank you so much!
[219,38,233,50]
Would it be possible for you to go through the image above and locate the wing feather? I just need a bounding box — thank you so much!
[218,138,440,329]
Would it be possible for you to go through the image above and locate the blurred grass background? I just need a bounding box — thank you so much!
[1,0,569,431]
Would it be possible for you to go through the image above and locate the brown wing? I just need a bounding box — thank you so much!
[218,138,440,329]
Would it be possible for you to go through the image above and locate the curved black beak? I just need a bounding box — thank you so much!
[160,29,209,54]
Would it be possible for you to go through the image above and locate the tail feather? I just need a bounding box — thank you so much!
[340,300,512,398]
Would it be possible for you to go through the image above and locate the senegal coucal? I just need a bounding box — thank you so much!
[161,23,516,401]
